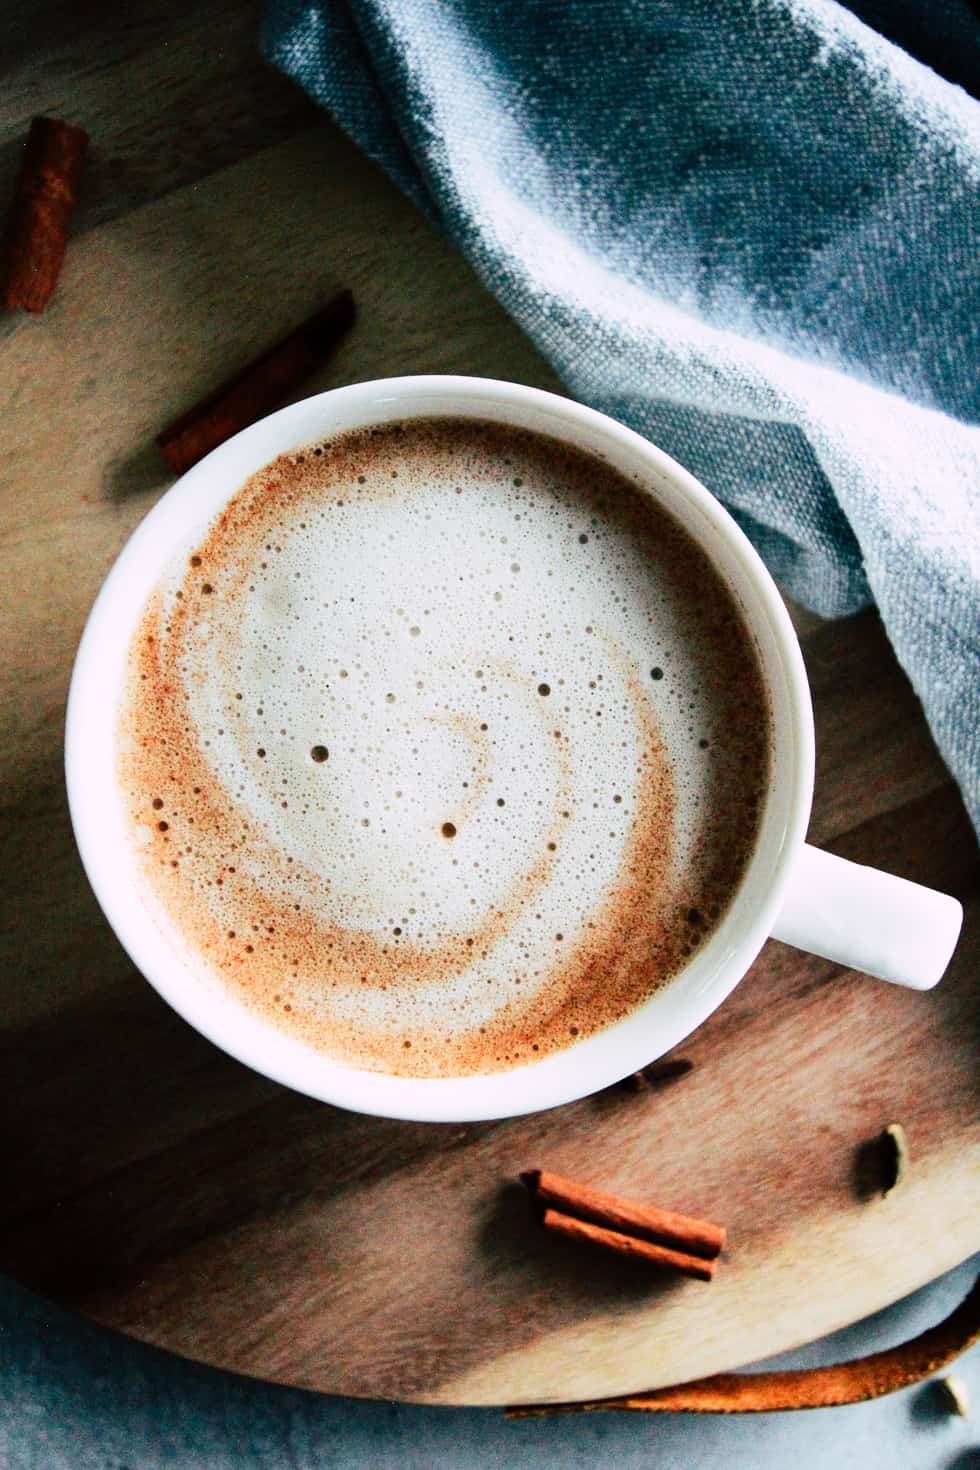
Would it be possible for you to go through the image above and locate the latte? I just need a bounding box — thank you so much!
[118,417,770,1077]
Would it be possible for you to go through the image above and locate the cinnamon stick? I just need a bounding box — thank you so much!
[1,116,89,312]
[508,1272,980,1416]
[542,1208,717,1281]
[522,1168,725,1260]
[616,1057,694,1092]
[156,289,356,475]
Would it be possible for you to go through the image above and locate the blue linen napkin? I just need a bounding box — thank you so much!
[262,0,980,830]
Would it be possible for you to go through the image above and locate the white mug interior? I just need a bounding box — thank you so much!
[66,376,814,1121]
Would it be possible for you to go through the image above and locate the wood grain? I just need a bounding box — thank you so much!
[0,0,321,237]
[0,4,977,1408]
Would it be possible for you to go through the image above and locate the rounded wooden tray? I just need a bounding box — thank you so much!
[1,125,976,1407]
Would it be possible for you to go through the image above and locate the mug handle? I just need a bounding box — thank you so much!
[770,843,963,991]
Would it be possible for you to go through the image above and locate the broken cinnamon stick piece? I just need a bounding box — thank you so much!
[522,1168,725,1260]
[1,116,89,312]
[156,289,356,475]
[542,1208,717,1281]
[616,1057,694,1092]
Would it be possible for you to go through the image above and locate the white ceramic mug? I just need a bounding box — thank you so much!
[66,377,963,1122]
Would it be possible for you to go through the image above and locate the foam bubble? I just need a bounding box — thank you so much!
[118,419,770,1077]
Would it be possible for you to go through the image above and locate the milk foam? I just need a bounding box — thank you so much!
[119,420,769,1076]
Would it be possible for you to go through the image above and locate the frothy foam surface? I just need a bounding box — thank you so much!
[118,419,770,1077]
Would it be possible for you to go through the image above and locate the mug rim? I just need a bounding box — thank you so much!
[66,375,814,1121]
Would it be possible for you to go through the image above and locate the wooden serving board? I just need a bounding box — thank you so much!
[1,3,977,1407]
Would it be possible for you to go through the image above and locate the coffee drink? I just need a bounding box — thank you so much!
[119,418,770,1077]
